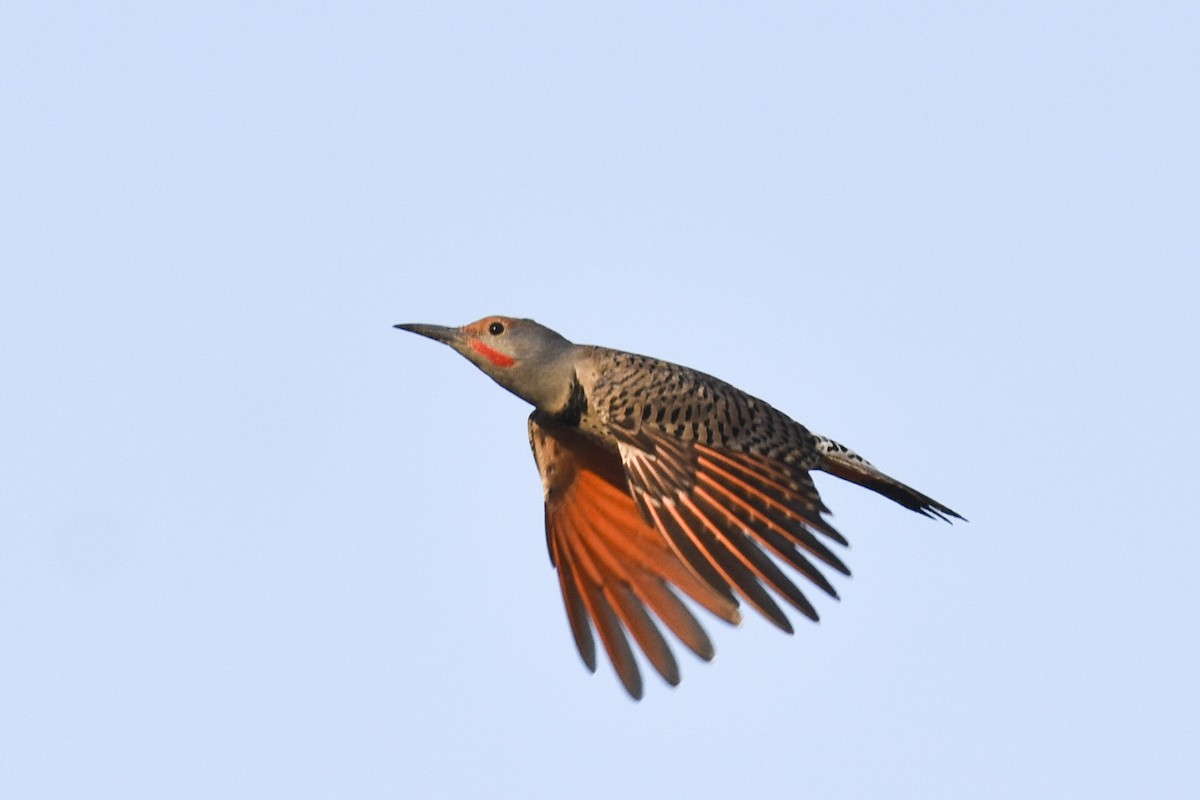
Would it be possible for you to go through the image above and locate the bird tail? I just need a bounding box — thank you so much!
[814,435,963,522]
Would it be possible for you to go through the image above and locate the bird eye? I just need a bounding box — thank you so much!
[488,321,505,336]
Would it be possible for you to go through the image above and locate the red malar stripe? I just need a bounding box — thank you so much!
[470,339,515,367]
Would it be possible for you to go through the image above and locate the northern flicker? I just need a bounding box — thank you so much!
[396,315,962,699]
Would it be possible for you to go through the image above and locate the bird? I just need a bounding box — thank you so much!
[395,315,962,699]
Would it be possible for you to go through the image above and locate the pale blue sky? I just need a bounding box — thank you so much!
[2,3,1197,798]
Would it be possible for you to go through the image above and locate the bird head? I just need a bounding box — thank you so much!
[395,316,580,412]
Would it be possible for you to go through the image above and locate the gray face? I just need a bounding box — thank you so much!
[395,315,579,412]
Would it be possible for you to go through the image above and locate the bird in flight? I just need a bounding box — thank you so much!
[396,316,962,699]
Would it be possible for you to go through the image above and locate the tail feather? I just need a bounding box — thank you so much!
[814,436,964,523]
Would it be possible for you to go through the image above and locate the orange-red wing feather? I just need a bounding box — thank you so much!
[529,414,740,699]
[547,528,596,673]
[611,424,848,634]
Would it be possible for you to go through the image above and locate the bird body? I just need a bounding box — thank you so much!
[397,315,961,698]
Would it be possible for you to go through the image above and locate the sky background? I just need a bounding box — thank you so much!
[2,3,1197,798]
